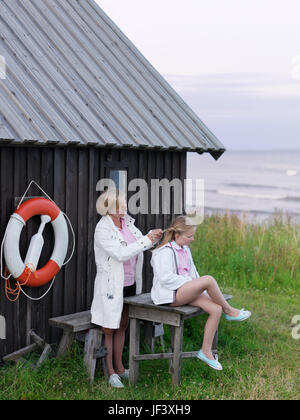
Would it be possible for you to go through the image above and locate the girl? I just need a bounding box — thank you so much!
[151,215,251,371]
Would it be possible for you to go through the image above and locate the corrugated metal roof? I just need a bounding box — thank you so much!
[0,0,225,158]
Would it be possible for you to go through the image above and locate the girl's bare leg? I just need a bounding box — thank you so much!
[170,275,239,317]
[189,293,222,360]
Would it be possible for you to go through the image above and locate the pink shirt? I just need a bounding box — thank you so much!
[118,217,137,287]
[172,242,190,276]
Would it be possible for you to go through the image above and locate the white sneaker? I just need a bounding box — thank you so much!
[197,350,223,371]
[224,308,251,322]
[118,369,129,380]
[108,374,124,388]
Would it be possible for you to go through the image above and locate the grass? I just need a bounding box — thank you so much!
[191,212,300,296]
[0,213,299,400]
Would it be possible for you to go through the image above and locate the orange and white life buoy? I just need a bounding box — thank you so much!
[3,198,68,287]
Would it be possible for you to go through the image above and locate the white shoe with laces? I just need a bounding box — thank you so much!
[108,374,124,388]
[118,369,129,380]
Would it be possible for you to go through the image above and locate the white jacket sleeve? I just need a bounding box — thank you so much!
[95,224,153,262]
[152,247,193,291]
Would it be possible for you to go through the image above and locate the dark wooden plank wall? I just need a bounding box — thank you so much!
[0,145,186,358]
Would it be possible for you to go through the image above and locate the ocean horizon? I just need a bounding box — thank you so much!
[187,150,300,222]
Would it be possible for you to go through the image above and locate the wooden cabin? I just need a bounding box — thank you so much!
[0,0,225,358]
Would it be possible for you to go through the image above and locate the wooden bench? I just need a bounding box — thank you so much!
[49,291,232,385]
[48,311,107,382]
[124,292,232,386]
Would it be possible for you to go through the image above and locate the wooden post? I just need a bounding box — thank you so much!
[129,318,140,385]
[56,329,74,356]
[2,343,38,362]
[171,320,184,386]
[29,329,46,348]
[169,325,175,374]
[84,328,103,383]
[35,344,52,369]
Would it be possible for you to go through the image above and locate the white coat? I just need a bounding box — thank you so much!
[150,241,200,305]
[91,214,153,329]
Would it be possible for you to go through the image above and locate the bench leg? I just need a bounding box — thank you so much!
[84,328,103,383]
[101,333,109,379]
[35,344,52,369]
[168,326,175,374]
[171,322,184,386]
[129,318,140,385]
[57,329,74,357]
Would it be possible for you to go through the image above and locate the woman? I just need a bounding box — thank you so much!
[151,215,251,371]
[91,188,162,388]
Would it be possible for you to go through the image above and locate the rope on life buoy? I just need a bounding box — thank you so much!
[0,180,75,302]
[4,263,33,302]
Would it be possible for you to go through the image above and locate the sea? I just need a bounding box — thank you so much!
[187,150,300,223]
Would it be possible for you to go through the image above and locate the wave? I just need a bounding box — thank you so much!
[218,189,286,200]
[286,170,299,177]
[202,206,300,218]
[225,183,282,190]
[264,166,300,176]
[217,189,300,202]
[283,196,300,202]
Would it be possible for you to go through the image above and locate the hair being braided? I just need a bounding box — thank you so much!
[156,215,196,249]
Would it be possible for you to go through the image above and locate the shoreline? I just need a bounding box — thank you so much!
[186,206,300,224]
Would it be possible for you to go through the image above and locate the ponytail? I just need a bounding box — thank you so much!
[156,216,196,249]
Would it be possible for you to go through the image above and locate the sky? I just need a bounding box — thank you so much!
[97,0,300,150]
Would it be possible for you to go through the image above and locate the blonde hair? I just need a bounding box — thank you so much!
[96,188,126,216]
[156,215,197,249]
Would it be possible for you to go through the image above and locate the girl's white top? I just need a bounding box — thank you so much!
[150,241,200,305]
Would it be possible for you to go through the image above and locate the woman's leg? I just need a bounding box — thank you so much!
[113,305,129,375]
[171,275,239,317]
[102,327,116,377]
[189,293,222,360]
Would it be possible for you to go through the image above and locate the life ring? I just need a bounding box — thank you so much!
[3,198,68,287]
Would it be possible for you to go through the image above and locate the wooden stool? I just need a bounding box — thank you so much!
[49,311,107,382]
[124,293,232,386]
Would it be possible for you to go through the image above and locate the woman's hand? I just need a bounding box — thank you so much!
[147,229,163,243]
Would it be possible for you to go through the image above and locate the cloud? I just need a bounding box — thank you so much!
[165,73,300,150]
[165,73,300,97]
